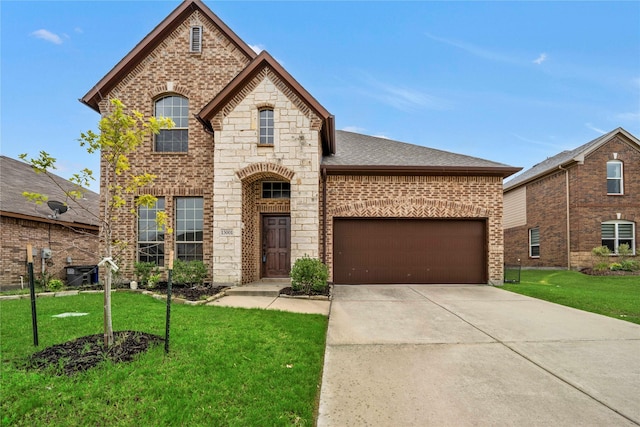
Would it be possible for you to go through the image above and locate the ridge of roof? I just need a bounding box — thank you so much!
[80,0,257,112]
[197,50,335,155]
[322,131,520,177]
[0,155,100,227]
[504,127,639,191]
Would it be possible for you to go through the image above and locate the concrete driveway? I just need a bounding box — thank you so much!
[317,285,640,426]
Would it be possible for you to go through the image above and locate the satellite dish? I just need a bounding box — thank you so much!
[47,200,68,219]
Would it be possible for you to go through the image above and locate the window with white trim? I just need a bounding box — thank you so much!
[190,26,202,53]
[175,197,203,261]
[138,198,165,266]
[529,227,540,258]
[607,160,623,195]
[601,220,635,254]
[155,96,189,152]
[259,108,274,145]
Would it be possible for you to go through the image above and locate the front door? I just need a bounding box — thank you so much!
[262,215,291,277]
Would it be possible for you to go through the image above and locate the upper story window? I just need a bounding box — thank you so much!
[607,160,623,195]
[155,95,189,152]
[190,26,202,53]
[262,182,290,199]
[529,227,540,258]
[259,108,274,145]
[601,220,635,255]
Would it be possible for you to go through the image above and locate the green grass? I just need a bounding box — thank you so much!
[0,293,327,426]
[502,269,640,324]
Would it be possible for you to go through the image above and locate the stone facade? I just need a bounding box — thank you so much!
[323,175,505,284]
[0,216,98,288]
[504,132,640,269]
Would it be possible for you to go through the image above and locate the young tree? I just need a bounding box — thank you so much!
[21,98,173,346]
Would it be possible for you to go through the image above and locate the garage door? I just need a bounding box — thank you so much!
[333,218,486,284]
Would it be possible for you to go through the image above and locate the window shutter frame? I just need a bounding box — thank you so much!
[190,26,202,53]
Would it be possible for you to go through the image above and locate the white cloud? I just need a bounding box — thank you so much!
[533,53,548,65]
[342,126,366,133]
[30,29,63,45]
[585,123,607,135]
[425,32,518,64]
[74,27,83,34]
[358,73,452,112]
[616,111,640,121]
[250,44,264,54]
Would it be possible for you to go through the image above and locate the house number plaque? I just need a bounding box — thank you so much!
[220,229,234,236]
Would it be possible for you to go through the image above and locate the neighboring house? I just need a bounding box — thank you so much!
[504,128,640,269]
[80,0,519,286]
[0,156,100,289]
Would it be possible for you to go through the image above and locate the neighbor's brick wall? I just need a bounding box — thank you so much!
[504,170,568,268]
[568,135,640,268]
[504,134,640,270]
[0,216,98,288]
[323,175,505,285]
[95,10,251,282]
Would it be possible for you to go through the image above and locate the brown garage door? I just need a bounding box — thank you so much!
[333,218,486,284]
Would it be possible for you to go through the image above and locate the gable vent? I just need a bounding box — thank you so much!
[190,26,202,53]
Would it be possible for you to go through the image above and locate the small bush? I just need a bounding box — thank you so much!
[134,262,160,288]
[591,246,612,257]
[609,262,623,271]
[172,260,208,286]
[290,256,328,294]
[46,279,65,292]
[617,243,633,259]
[620,260,640,272]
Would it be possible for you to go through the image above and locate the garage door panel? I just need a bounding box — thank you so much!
[334,219,486,284]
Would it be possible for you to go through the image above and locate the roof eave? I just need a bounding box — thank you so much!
[80,0,257,112]
[504,158,581,192]
[322,164,521,177]
[0,210,100,230]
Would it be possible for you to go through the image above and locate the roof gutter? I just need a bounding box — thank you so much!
[323,164,521,178]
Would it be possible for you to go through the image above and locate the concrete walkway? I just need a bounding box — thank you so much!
[317,285,640,426]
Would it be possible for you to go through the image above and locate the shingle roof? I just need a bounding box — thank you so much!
[322,131,520,177]
[0,156,100,227]
[503,127,639,191]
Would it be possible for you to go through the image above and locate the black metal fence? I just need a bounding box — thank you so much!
[503,263,521,284]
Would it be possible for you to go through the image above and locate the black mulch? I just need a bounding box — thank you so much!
[279,286,331,297]
[580,268,640,276]
[24,331,163,376]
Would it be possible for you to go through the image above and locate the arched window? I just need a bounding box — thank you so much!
[606,160,623,195]
[258,108,274,145]
[155,95,189,152]
[601,220,635,254]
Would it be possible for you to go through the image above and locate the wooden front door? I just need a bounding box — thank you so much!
[262,215,291,277]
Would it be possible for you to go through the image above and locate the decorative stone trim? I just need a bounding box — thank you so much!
[330,197,488,218]
[236,162,295,182]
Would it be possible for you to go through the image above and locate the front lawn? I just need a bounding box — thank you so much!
[502,269,640,324]
[0,293,327,426]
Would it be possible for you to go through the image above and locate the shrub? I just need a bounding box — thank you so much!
[609,262,623,271]
[617,243,633,260]
[290,256,328,294]
[620,260,640,272]
[172,260,208,286]
[46,279,65,292]
[134,261,159,288]
[591,246,612,271]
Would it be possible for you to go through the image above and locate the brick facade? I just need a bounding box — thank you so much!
[323,175,505,284]
[504,133,640,269]
[0,216,98,288]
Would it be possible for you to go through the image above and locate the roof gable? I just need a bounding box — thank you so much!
[81,0,257,112]
[0,156,100,227]
[504,127,640,191]
[197,50,335,155]
[322,131,520,177]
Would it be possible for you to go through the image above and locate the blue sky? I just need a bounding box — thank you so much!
[2,1,639,192]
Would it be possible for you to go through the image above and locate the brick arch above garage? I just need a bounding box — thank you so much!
[329,197,489,218]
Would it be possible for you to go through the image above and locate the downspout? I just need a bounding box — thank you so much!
[559,165,571,269]
[321,167,328,264]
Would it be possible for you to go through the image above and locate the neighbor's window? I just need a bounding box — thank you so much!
[601,220,635,255]
[155,95,189,152]
[607,160,623,195]
[529,227,540,258]
[262,182,290,199]
[259,108,274,145]
[190,26,202,53]
[175,197,203,261]
[138,198,165,266]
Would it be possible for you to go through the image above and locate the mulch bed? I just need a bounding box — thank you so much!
[25,331,163,376]
[580,268,640,276]
[279,286,331,297]
[148,283,227,301]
